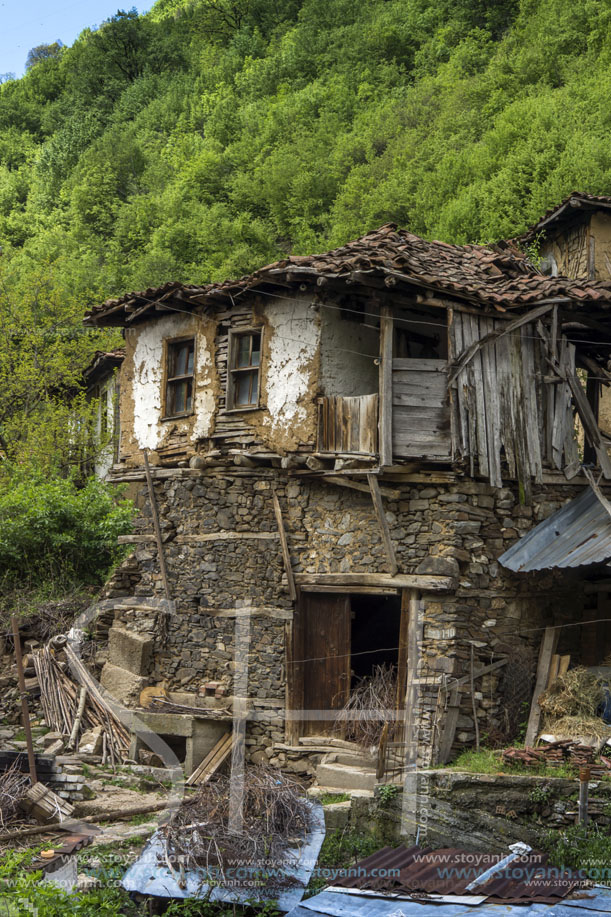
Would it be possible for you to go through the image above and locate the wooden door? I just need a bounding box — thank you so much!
[392,358,451,459]
[292,593,351,737]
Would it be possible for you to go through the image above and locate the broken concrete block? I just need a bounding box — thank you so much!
[78,725,104,755]
[108,627,153,676]
[101,663,147,705]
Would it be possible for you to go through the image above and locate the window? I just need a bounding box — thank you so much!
[166,338,195,417]
[228,330,261,409]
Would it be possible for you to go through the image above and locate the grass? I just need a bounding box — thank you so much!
[319,792,350,805]
[444,747,586,780]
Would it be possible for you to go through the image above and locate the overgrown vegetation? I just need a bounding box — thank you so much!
[446,747,580,780]
[0,474,132,588]
[543,823,611,876]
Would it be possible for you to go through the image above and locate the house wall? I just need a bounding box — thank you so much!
[93,373,119,479]
[540,218,590,278]
[319,305,379,397]
[118,295,322,464]
[100,469,587,768]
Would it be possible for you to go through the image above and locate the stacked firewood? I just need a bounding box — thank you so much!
[502,741,611,775]
[32,644,130,763]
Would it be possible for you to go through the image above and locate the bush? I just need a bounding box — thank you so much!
[0,474,132,587]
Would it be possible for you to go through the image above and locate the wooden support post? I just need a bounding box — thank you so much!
[11,615,37,784]
[525,626,559,746]
[403,590,421,765]
[368,473,398,575]
[271,486,297,601]
[142,448,171,601]
[379,305,393,467]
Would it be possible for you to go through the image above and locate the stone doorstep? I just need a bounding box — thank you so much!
[315,762,377,792]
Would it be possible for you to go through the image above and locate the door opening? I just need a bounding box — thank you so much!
[350,594,401,684]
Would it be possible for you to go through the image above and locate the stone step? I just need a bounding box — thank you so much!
[325,751,377,769]
[299,736,362,751]
[315,762,377,792]
[307,785,374,800]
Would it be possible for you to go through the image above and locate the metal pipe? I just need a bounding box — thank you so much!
[578,766,590,825]
[11,615,37,784]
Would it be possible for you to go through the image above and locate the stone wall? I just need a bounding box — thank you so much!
[351,770,611,853]
[101,468,591,763]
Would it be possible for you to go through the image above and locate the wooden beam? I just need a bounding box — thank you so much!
[271,487,297,601]
[298,584,399,595]
[175,532,278,543]
[294,573,454,592]
[525,626,559,746]
[437,685,461,765]
[368,473,398,575]
[322,474,400,500]
[379,305,393,467]
[142,448,171,601]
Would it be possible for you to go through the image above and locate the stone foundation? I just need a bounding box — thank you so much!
[100,469,593,763]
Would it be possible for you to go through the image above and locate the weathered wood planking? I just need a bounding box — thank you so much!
[317,394,378,454]
[392,358,451,459]
[450,312,582,490]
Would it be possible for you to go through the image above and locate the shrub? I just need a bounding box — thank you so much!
[0,474,132,587]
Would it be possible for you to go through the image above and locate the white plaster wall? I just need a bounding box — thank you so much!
[131,314,215,450]
[94,379,117,479]
[263,297,319,438]
[320,304,379,396]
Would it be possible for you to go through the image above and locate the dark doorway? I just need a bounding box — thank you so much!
[350,594,401,683]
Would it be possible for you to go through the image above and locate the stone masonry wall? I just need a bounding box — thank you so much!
[102,470,591,763]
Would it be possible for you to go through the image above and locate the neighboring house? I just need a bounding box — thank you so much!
[84,214,611,776]
[83,349,124,479]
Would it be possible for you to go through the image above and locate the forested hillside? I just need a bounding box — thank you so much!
[1,0,611,474]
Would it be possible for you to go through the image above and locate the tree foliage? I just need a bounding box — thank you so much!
[0,0,611,471]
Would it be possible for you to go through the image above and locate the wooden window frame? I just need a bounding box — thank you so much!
[162,336,196,420]
[225,327,263,413]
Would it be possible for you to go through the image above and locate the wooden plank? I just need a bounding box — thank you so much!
[294,573,455,591]
[558,654,570,679]
[437,686,461,764]
[174,532,279,543]
[448,301,556,385]
[546,654,561,689]
[367,473,398,575]
[394,590,410,737]
[467,313,489,478]
[299,584,399,595]
[525,626,559,746]
[321,476,400,500]
[392,358,447,373]
[271,487,297,601]
[480,316,502,487]
[521,325,543,483]
[450,312,469,463]
[186,731,233,786]
[142,448,171,602]
[359,393,379,454]
[379,306,393,466]
[450,657,508,688]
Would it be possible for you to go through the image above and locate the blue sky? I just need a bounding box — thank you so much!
[0,1,156,77]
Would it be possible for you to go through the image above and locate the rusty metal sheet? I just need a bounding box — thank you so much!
[331,846,579,904]
[499,486,611,572]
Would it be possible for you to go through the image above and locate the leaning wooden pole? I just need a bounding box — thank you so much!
[11,615,37,784]
[142,448,171,601]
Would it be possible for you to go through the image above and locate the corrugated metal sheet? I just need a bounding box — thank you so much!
[498,487,611,572]
[331,846,578,904]
[287,888,611,917]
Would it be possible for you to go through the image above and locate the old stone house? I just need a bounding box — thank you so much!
[83,348,124,479]
[84,214,611,776]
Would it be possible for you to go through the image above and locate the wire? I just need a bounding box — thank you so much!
[284,618,611,666]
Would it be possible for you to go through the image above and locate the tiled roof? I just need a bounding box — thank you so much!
[519,191,611,242]
[84,223,611,325]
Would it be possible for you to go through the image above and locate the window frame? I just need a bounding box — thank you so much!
[163,335,196,420]
[226,327,263,412]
